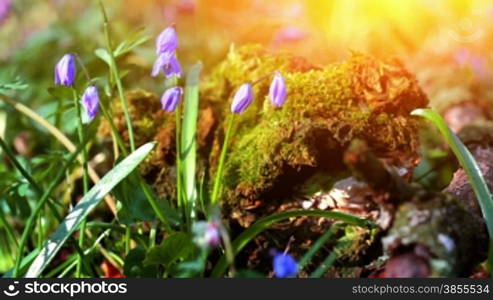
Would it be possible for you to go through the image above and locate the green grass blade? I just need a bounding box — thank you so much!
[211,210,375,277]
[24,142,156,278]
[180,62,203,217]
[411,108,493,274]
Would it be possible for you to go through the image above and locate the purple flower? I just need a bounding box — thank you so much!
[231,83,254,114]
[269,71,287,107]
[161,86,183,112]
[273,253,298,278]
[0,0,11,24]
[81,85,100,123]
[192,221,221,248]
[156,25,178,54]
[54,54,76,87]
[151,51,182,78]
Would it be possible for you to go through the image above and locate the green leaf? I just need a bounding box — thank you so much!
[144,232,195,267]
[211,209,375,277]
[180,62,203,211]
[24,142,156,278]
[123,247,158,278]
[114,172,156,224]
[411,108,493,275]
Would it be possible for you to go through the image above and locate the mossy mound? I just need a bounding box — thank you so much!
[99,46,429,225]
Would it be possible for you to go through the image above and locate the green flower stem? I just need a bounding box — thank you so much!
[175,104,183,210]
[13,142,85,277]
[72,88,90,278]
[99,0,136,152]
[211,115,235,205]
[99,101,128,156]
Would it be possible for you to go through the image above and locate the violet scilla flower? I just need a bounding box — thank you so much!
[81,85,100,123]
[269,71,287,107]
[161,86,183,112]
[211,83,255,205]
[54,54,77,87]
[273,252,298,278]
[152,25,181,79]
[230,83,254,114]
[151,51,182,78]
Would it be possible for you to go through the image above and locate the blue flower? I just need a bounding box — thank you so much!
[156,25,178,54]
[273,253,298,278]
[231,83,254,114]
[161,86,183,112]
[151,51,182,78]
[54,54,76,87]
[269,71,287,107]
[81,85,100,123]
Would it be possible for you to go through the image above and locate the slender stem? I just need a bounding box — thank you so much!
[149,222,157,248]
[99,0,136,152]
[211,115,235,205]
[99,100,129,156]
[124,227,131,253]
[175,104,183,209]
[13,143,84,277]
[72,88,90,193]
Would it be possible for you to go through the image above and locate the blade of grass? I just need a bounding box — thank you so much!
[411,108,493,275]
[24,142,156,278]
[211,209,375,277]
[181,62,203,220]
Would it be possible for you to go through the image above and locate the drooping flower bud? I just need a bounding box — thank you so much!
[269,71,287,107]
[273,253,298,278]
[156,25,178,54]
[151,51,182,78]
[192,221,221,248]
[54,54,76,87]
[231,83,254,114]
[161,86,183,112]
[81,85,100,123]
